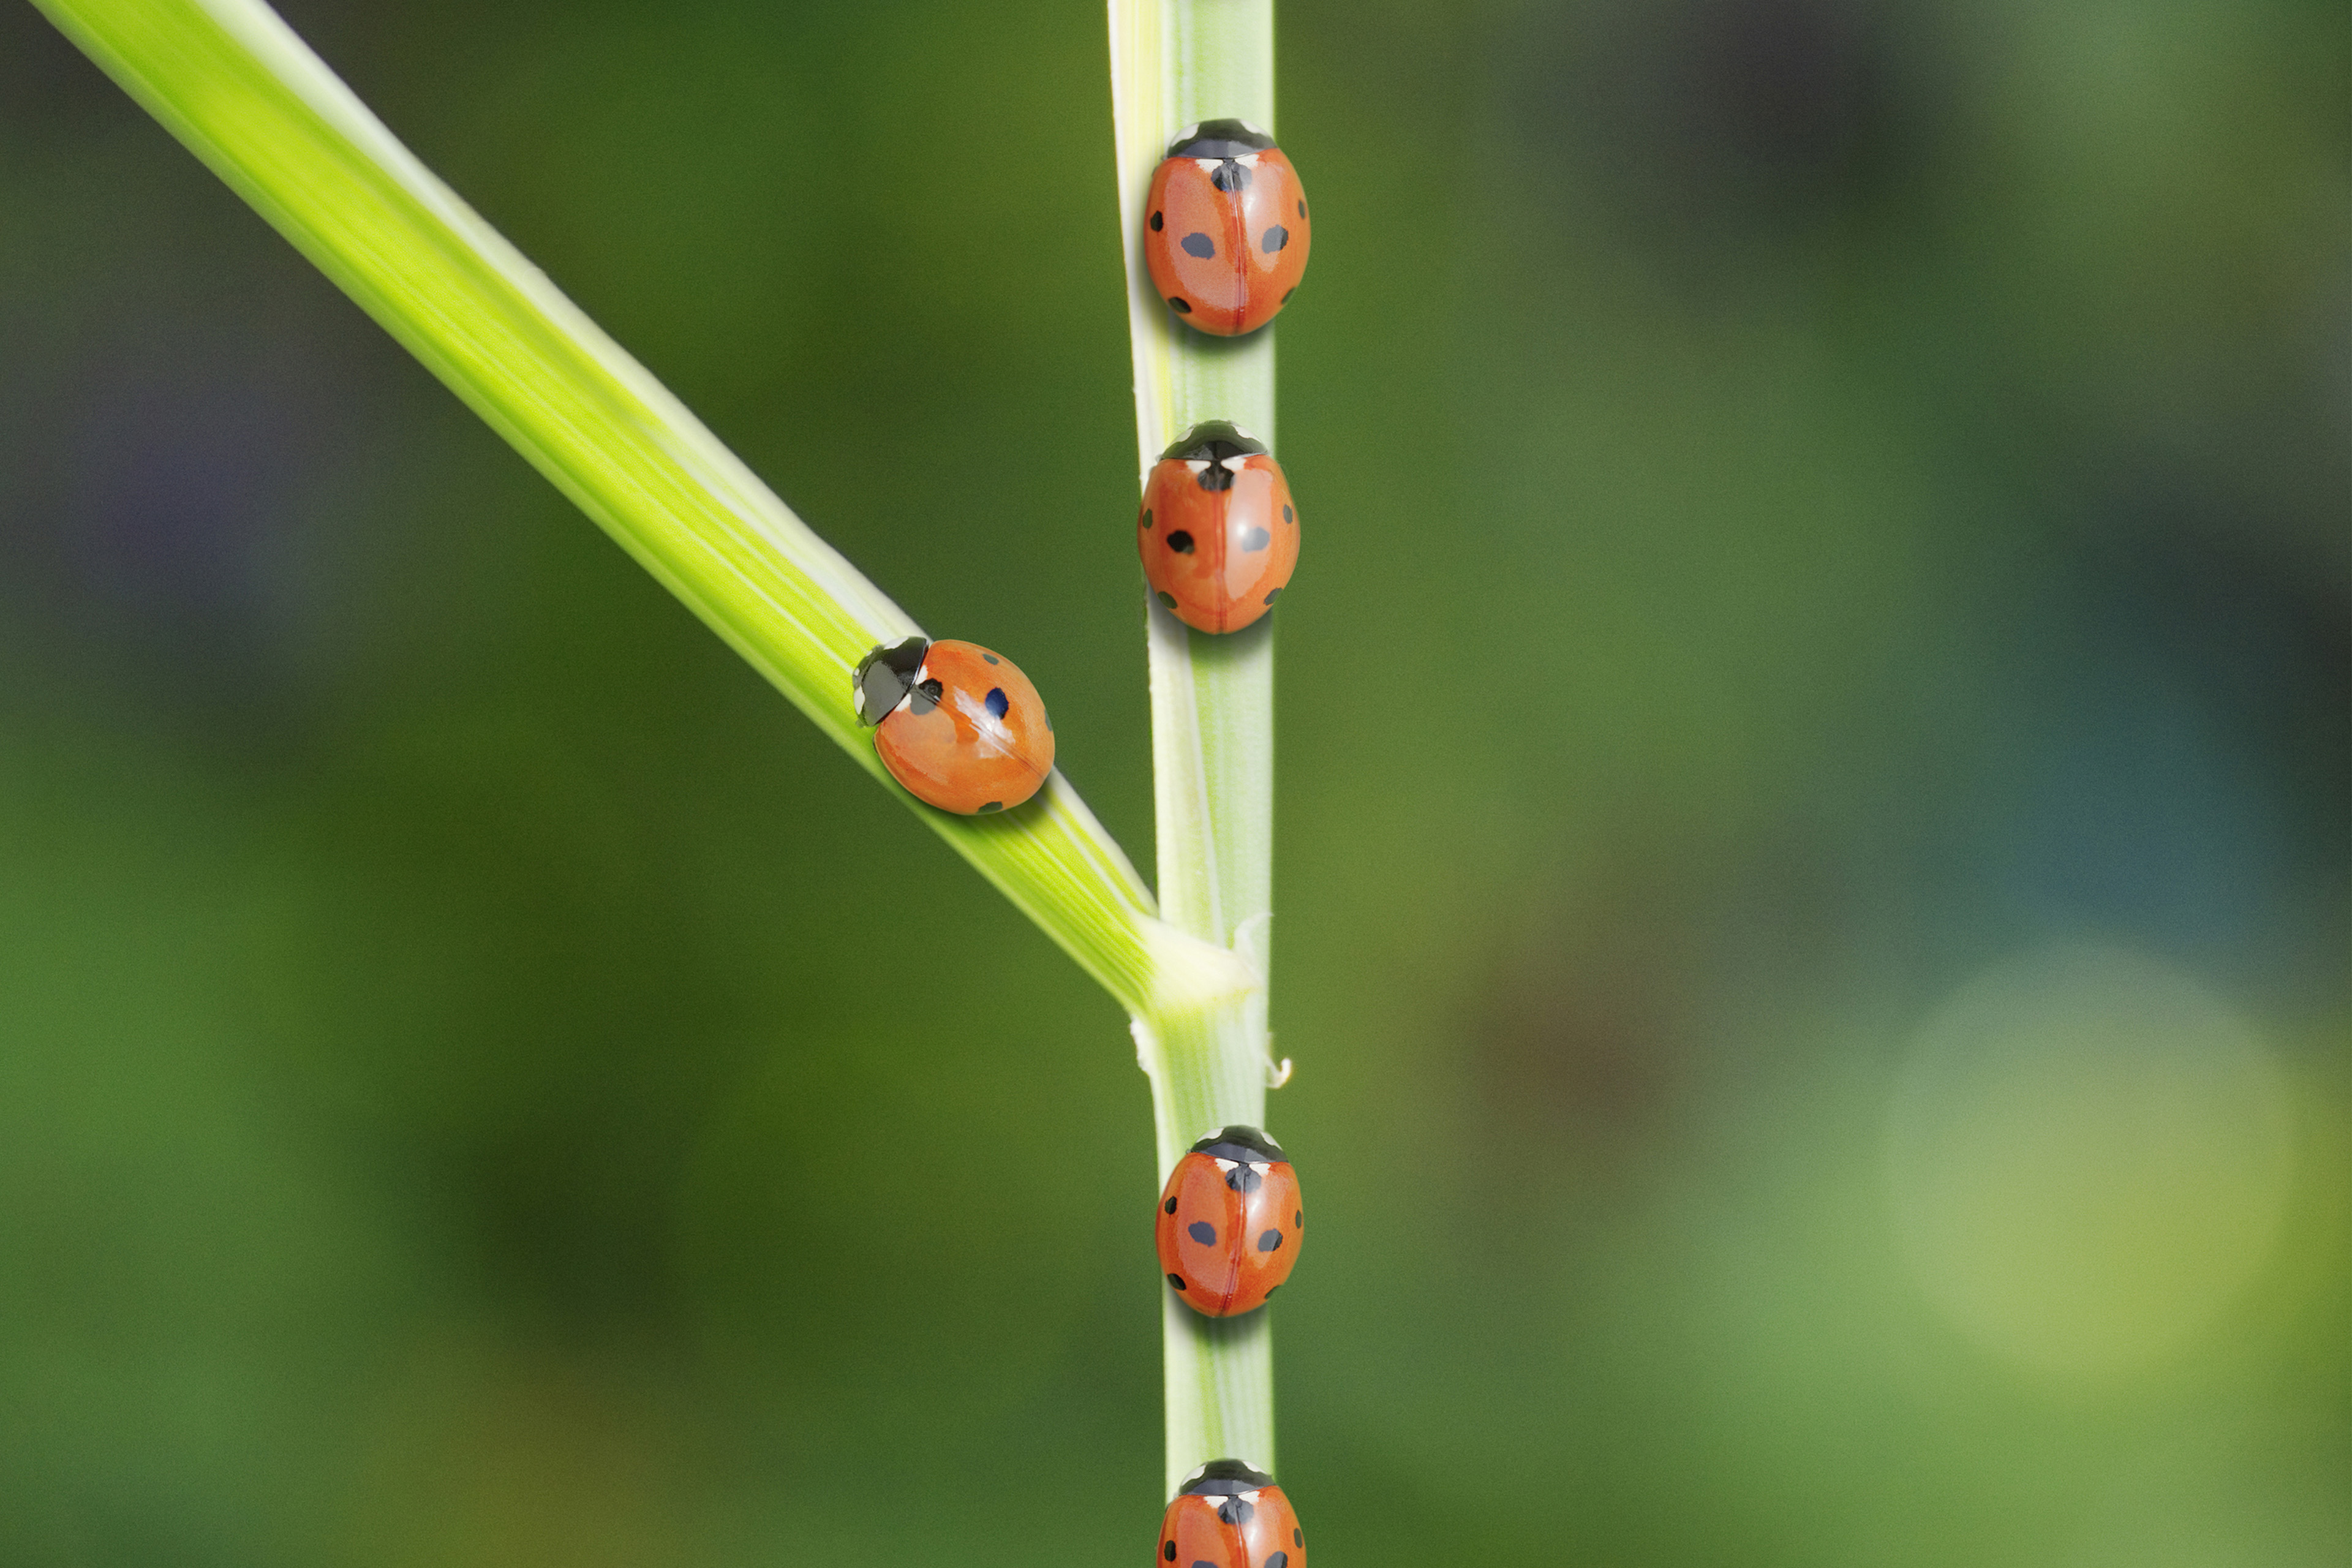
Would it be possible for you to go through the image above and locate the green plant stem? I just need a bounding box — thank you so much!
[32,0,1261,1026]
[38,0,1290,1507]
[1108,0,1283,1494]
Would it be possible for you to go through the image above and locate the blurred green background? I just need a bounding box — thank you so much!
[1,0,2345,1563]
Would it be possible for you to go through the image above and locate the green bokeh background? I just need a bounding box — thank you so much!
[1,1,2345,1563]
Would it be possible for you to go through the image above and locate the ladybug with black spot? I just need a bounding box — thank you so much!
[1156,1125,1302,1316]
[1145,118,1311,336]
[1159,1458,1305,1568]
[853,637,1053,815]
[1139,421,1299,635]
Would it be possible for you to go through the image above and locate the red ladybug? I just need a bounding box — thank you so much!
[1144,119,1311,336]
[1139,423,1299,635]
[1159,1460,1305,1568]
[853,637,1053,815]
[1156,1126,1302,1316]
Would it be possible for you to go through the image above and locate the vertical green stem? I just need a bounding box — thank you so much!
[1108,0,1281,1496]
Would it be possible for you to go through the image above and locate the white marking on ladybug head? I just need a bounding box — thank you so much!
[1175,123,1201,145]
[1237,119,1268,137]
[1237,153,1261,168]
[1193,159,1221,173]
[1213,1158,1238,1173]
[1185,459,1210,475]
[1221,456,1248,472]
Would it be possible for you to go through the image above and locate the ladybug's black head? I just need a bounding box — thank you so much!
[1178,1458,1276,1498]
[1161,421,1268,464]
[1166,119,1278,159]
[854,636,930,726]
[1162,422,1268,493]
[1190,1125,1286,1164]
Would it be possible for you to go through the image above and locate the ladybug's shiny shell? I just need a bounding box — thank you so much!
[1139,422,1298,635]
[1159,1460,1305,1568]
[1144,119,1311,337]
[1156,1126,1302,1317]
[853,637,1053,815]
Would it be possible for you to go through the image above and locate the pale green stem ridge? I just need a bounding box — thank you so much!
[1108,0,1283,1495]
[31,0,1261,1022]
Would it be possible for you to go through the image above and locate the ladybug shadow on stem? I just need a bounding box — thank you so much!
[1155,311,1282,352]
[1150,598,1278,663]
[920,780,1060,831]
[1170,1308,1267,1357]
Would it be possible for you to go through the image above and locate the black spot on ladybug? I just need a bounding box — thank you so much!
[1294,1210,1302,1227]
[1151,210,1164,230]
[982,652,999,664]
[1225,1164,1264,1194]
[1166,530,1195,554]
[1156,591,1178,609]
[1169,296,1191,314]
[1164,1196,1179,1214]
[984,687,1009,719]
[1268,1555,1289,1568]
[1264,588,1283,605]
[1280,288,1294,303]
[1167,1273,1187,1290]
[1163,1544,1176,1563]
[1265,1285,1280,1295]
[1188,1221,1217,1246]
[1216,1499,1255,1526]
[1262,225,1289,252]
[1210,160,1251,192]
[976,801,1003,813]
[1142,508,1154,530]
[1181,232,1216,259]
[1297,199,1306,217]
[1294,1528,1304,1547]
[1283,505,1293,524]
[1258,1229,1283,1252]
[1240,527,1270,552]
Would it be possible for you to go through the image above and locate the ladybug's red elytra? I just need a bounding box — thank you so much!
[1139,422,1299,635]
[853,637,1053,815]
[1159,1459,1305,1568]
[1145,119,1311,336]
[1156,1125,1302,1316]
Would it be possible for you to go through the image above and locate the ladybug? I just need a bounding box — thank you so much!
[1139,422,1300,635]
[853,636,1053,815]
[1159,1459,1305,1568]
[1156,1125,1302,1316]
[1144,119,1311,336]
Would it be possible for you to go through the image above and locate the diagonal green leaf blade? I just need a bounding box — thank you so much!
[29,0,1259,1019]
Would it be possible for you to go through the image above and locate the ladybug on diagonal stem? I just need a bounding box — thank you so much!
[853,637,1053,815]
